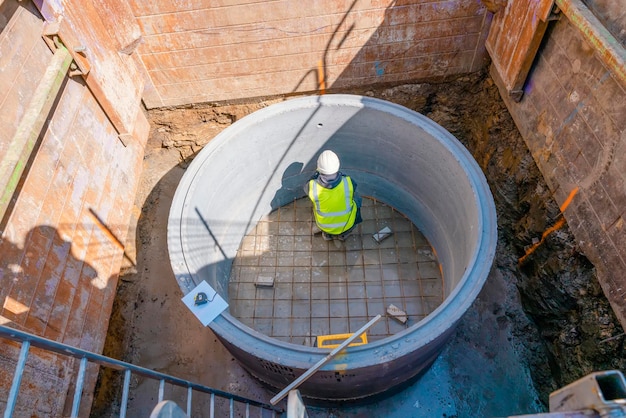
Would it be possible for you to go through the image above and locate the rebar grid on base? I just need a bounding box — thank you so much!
[229,197,444,345]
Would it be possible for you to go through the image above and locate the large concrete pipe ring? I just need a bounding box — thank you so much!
[167,95,497,401]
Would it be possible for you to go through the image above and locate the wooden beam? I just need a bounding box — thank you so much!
[0,46,72,223]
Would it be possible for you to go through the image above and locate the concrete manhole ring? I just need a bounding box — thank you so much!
[168,94,497,401]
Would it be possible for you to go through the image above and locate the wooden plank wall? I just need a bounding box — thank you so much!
[489,4,626,327]
[485,0,554,99]
[0,1,53,153]
[127,0,493,108]
[36,0,145,135]
[0,0,150,415]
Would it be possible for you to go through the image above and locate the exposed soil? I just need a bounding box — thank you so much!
[93,70,625,416]
[378,72,626,398]
[411,72,626,395]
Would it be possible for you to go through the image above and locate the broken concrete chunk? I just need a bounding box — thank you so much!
[373,226,393,243]
[387,304,408,324]
[302,333,316,347]
[417,248,435,261]
[255,276,275,287]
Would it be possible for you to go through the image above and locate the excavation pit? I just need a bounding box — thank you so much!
[168,95,497,401]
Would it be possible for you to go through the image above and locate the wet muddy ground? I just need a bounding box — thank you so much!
[92,70,625,417]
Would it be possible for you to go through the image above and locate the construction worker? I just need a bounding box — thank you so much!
[305,150,362,242]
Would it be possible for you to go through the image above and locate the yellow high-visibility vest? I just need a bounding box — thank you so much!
[308,176,357,235]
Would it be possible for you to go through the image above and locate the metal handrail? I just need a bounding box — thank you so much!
[0,325,283,417]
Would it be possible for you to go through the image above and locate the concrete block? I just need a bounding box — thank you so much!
[373,226,392,243]
[387,304,408,324]
[255,276,275,288]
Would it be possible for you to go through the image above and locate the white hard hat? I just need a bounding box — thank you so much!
[317,150,340,175]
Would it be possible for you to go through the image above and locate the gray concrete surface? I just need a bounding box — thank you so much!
[228,197,445,344]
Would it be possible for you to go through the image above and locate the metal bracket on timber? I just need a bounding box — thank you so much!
[42,20,90,77]
[509,90,524,102]
[546,5,562,21]
[42,18,136,147]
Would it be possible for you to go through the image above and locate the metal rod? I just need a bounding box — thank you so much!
[71,357,87,417]
[120,369,131,418]
[0,45,73,222]
[158,379,165,403]
[210,393,215,418]
[187,386,192,416]
[245,402,250,418]
[4,341,30,418]
[270,314,382,405]
[230,398,234,418]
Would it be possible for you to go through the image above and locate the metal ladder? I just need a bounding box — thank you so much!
[0,325,283,417]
